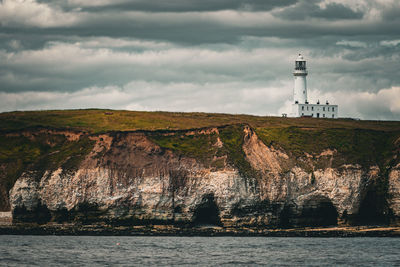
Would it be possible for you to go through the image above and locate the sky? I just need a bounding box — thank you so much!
[0,0,400,120]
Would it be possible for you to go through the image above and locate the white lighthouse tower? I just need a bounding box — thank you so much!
[293,54,308,104]
[291,54,338,118]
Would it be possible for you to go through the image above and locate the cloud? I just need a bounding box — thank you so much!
[0,39,295,93]
[304,87,400,120]
[380,39,400,47]
[1,37,400,109]
[378,1,400,21]
[0,0,81,27]
[8,39,22,50]
[274,0,364,20]
[0,81,291,116]
[314,2,364,19]
[2,1,399,45]
[336,40,367,48]
[52,0,299,12]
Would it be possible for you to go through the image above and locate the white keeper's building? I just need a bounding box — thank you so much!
[290,54,338,118]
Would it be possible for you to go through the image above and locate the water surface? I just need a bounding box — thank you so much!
[1,236,399,266]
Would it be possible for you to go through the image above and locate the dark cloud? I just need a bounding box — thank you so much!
[275,0,363,20]
[380,4,400,21]
[38,0,298,12]
[314,3,364,19]
[3,14,399,48]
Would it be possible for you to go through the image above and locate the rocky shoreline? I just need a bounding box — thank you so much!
[1,224,399,237]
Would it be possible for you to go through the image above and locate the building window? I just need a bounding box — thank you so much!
[323,114,325,118]
[311,107,314,111]
[328,107,330,111]
[323,107,325,111]
[332,107,335,111]
[332,114,334,118]
[312,113,313,117]
[302,106,304,111]
[302,113,304,116]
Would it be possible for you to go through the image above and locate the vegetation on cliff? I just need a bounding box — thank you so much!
[148,131,220,167]
[256,127,398,168]
[0,133,94,210]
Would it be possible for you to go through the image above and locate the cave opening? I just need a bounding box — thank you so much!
[192,194,221,226]
[356,188,391,225]
[12,203,51,224]
[298,196,338,227]
[279,204,296,228]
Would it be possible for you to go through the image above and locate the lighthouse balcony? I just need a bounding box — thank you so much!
[293,70,308,75]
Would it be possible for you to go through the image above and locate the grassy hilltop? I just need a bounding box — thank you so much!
[1,109,400,133]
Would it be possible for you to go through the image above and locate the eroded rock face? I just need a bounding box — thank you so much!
[8,127,400,227]
[10,172,51,223]
[388,163,400,224]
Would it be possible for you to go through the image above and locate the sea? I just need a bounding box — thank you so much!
[0,236,399,266]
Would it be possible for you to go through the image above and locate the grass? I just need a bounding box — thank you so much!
[148,124,261,180]
[0,133,94,210]
[32,136,95,177]
[0,135,45,164]
[0,135,49,193]
[255,127,399,168]
[1,109,400,134]
[218,125,259,180]
[148,131,219,166]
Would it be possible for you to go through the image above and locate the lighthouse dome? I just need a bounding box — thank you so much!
[296,54,304,61]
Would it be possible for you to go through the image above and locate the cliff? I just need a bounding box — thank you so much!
[1,110,399,228]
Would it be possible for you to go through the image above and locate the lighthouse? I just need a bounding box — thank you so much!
[291,54,338,118]
[293,54,308,104]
